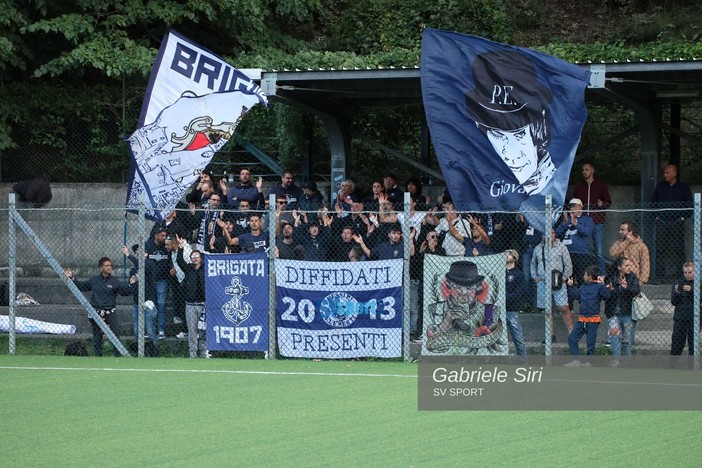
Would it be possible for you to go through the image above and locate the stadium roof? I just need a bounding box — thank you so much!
[254,59,702,112]
[248,60,702,201]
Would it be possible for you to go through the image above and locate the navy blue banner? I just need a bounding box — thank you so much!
[275,259,403,358]
[205,252,269,352]
[421,28,590,228]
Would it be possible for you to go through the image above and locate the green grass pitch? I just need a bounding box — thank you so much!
[1,355,701,467]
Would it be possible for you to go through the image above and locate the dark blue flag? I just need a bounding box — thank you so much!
[421,28,590,229]
[205,252,269,352]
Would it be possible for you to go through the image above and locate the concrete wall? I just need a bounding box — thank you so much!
[1,182,699,276]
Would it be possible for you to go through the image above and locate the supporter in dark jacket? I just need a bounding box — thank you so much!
[64,257,132,356]
[604,257,640,356]
[670,261,696,355]
[566,266,611,361]
[175,234,207,358]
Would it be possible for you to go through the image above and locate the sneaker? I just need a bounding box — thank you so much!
[158,331,165,340]
[173,317,183,325]
[176,332,187,339]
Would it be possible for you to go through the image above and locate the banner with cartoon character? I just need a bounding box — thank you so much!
[126,29,268,221]
[422,254,508,355]
[205,252,269,352]
[421,28,590,229]
[275,259,403,359]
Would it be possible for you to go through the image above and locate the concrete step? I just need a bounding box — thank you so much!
[12,277,135,305]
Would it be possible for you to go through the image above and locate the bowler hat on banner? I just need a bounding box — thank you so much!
[465,50,553,130]
[446,261,484,287]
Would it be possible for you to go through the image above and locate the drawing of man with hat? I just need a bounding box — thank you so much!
[465,50,556,195]
[425,260,507,355]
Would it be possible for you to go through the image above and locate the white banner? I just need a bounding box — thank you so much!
[126,30,267,220]
[276,259,403,359]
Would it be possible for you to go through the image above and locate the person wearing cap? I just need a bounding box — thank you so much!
[555,198,595,287]
[465,50,556,196]
[383,174,404,207]
[298,179,324,222]
[293,218,330,261]
[505,249,527,357]
[145,225,171,339]
[336,193,374,237]
[225,167,264,209]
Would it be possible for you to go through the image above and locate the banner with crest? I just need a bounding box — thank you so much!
[205,252,269,352]
[275,259,403,359]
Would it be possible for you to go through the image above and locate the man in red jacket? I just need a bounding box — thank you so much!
[571,162,611,275]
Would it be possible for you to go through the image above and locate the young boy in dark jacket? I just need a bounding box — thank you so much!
[671,261,696,355]
[566,265,611,366]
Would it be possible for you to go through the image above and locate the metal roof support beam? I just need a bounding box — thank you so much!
[264,73,352,199]
[593,88,660,200]
[575,126,638,162]
[351,132,445,182]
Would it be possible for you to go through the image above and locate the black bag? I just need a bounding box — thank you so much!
[542,244,564,291]
[551,270,563,290]
[64,342,88,356]
[0,281,8,306]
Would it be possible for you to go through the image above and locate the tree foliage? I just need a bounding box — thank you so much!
[1,0,700,183]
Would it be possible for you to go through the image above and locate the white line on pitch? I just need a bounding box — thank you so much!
[0,365,417,379]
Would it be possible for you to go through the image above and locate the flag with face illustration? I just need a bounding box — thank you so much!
[421,28,590,228]
[126,30,267,220]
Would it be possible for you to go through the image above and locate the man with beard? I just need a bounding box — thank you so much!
[224,167,264,209]
[268,169,304,209]
[609,221,650,284]
[275,220,301,259]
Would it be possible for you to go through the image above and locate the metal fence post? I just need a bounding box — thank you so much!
[544,195,553,357]
[693,193,700,361]
[402,192,411,362]
[268,193,276,359]
[8,194,17,354]
[137,198,146,357]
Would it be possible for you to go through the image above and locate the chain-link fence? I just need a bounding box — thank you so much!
[2,192,700,359]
